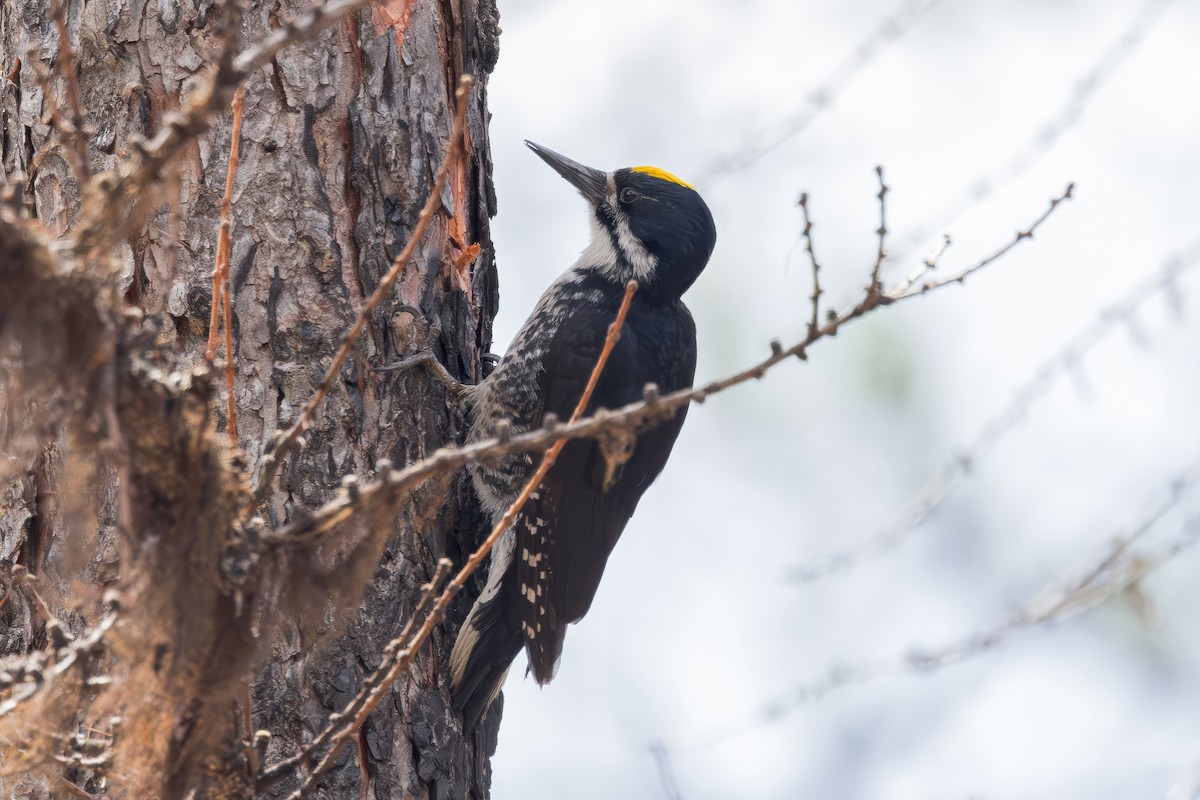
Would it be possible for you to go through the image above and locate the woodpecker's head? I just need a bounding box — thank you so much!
[526,141,716,302]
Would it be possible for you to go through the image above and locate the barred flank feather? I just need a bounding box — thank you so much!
[516,491,562,685]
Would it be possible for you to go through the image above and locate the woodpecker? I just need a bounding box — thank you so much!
[449,141,717,730]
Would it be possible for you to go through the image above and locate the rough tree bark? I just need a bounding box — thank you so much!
[0,0,502,797]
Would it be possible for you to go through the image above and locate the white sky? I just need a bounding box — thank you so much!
[482,1,1200,797]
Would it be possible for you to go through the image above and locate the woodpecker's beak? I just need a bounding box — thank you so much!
[525,141,608,206]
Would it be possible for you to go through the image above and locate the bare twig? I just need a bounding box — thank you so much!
[222,258,237,442]
[797,192,823,338]
[262,183,1073,550]
[231,0,375,79]
[670,459,1200,753]
[698,0,940,186]
[570,281,639,418]
[205,87,244,363]
[889,183,1073,300]
[0,591,120,718]
[650,742,686,800]
[791,238,1200,581]
[868,165,888,296]
[891,0,1174,263]
[204,87,246,445]
[253,74,475,500]
[49,0,90,181]
[257,559,454,794]
[894,233,951,295]
[261,282,640,794]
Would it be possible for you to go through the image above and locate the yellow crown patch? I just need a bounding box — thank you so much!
[631,166,695,190]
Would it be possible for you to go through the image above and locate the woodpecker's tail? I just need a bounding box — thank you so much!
[450,578,523,731]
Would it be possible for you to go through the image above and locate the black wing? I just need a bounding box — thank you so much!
[518,299,697,683]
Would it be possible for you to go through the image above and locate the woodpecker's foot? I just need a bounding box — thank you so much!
[480,352,501,379]
[376,352,468,400]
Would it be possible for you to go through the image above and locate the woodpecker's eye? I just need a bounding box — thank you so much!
[619,188,640,204]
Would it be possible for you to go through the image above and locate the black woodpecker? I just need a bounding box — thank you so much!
[450,141,717,730]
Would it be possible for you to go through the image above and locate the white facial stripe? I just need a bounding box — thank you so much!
[609,170,656,280]
[572,171,658,283]
[577,214,618,270]
[613,214,656,282]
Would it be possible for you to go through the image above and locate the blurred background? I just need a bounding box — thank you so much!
[481,0,1200,797]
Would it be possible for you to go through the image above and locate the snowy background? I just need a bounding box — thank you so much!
[480,1,1200,797]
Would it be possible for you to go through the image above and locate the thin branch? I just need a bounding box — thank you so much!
[868,165,888,296]
[669,458,1200,753]
[257,558,454,793]
[253,74,475,500]
[650,742,686,800]
[698,0,940,186]
[261,183,1074,550]
[230,0,375,79]
[797,192,823,338]
[204,87,246,445]
[571,281,639,418]
[791,237,1200,581]
[49,0,90,181]
[0,589,120,718]
[894,233,951,295]
[888,182,1073,300]
[890,0,1174,263]
[260,282,640,794]
[222,253,238,442]
[205,86,244,363]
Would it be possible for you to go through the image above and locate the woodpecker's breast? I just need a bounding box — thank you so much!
[465,268,697,517]
[465,270,608,516]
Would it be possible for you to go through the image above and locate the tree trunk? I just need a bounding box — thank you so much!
[0,0,502,797]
